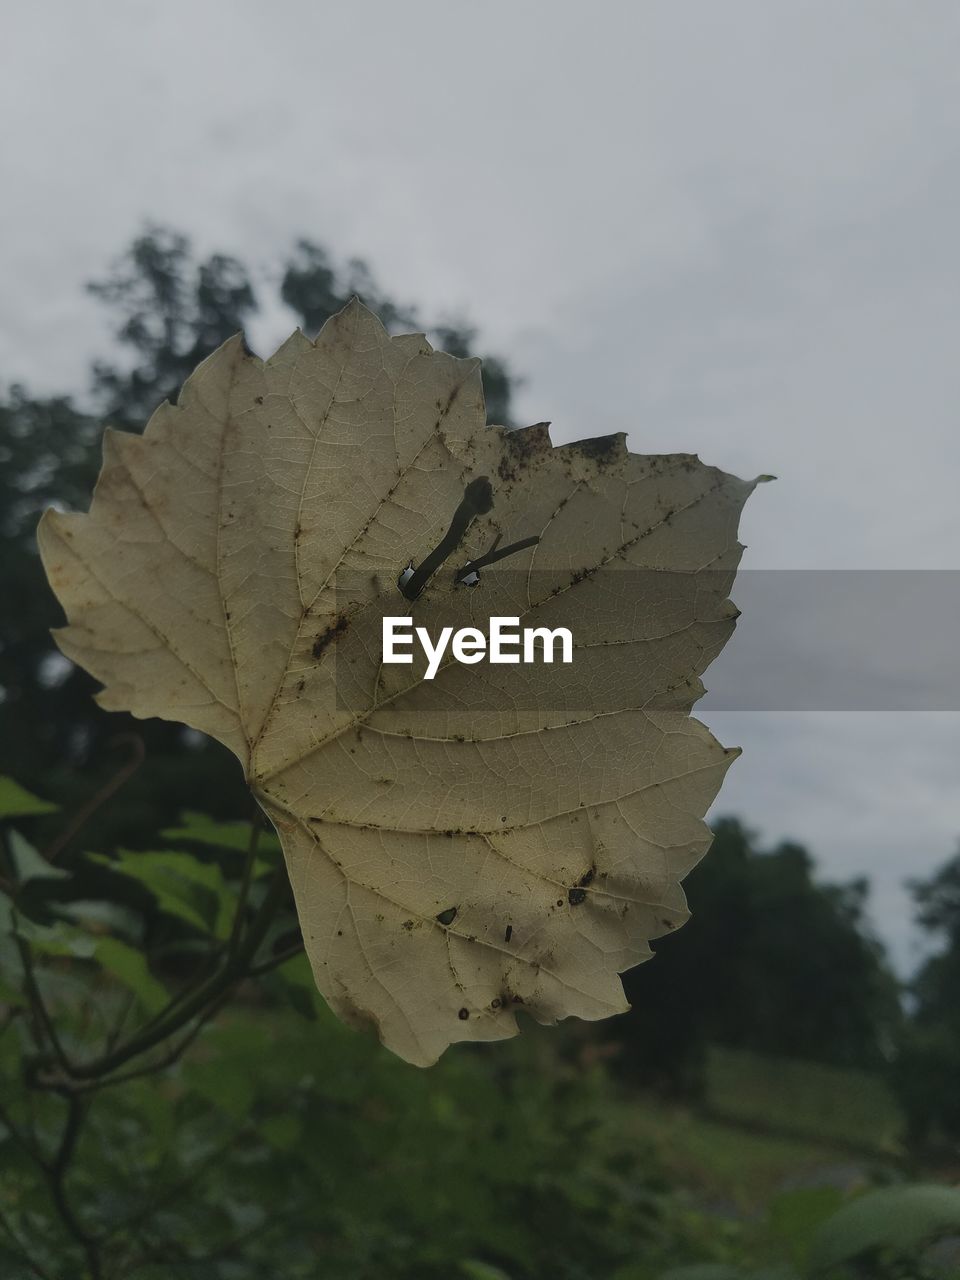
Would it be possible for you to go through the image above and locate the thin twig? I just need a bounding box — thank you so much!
[227,808,262,958]
[72,989,230,1094]
[104,989,137,1054]
[44,733,145,864]
[248,937,305,978]
[42,1095,102,1280]
[123,813,261,1038]
[15,937,76,1077]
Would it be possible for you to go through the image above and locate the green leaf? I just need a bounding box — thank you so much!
[767,1187,845,1261]
[16,915,167,1013]
[51,898,143,941]
[161,811,281,859]
[5,831,68,884]
[260,1112,300,1150]
[460,1262,514,1280]
[808,1183,960,1271]
[19,919,97,958]
[0,776,58,818]
[270,951,319,1020]
[88,849,234,937]
[91,936,168,1015]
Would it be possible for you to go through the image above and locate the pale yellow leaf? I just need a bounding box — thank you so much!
[38,299,764,1065]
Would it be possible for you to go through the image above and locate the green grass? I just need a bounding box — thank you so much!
[622,1047,906,1215]
[627,1096,851,1212]
[703,1046,904,1155]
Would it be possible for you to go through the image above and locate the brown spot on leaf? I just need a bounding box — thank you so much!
[438,384,461,417]
[497,421,552,482]
[312,614,349,659]
[567,432,624,466]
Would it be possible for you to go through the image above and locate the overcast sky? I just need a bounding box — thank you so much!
[3,0,959,968]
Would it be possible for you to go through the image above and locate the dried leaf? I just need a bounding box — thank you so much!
[39,300,763,1065]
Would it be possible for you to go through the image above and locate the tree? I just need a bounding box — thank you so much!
[279,237,515,424]
[88,228,258,430]
[606,817,902,1091]
[893,847,960,1144]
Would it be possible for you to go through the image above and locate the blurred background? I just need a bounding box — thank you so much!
[2,3,960,1277]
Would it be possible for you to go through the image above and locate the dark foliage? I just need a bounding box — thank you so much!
[606,818,903,1090]
[894,847,960,1143]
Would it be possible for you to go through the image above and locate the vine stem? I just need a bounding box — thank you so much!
[43,734,145,864]
[58,859,289,1082]
[227,807,262,957]
[16,936,75,1076]
[6,793,294,1276]
[43,1096,102,1280]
